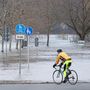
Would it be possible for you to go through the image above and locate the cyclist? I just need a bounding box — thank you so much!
[53,49,72,83]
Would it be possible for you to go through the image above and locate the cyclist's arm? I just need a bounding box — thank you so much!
[55,54,61,64]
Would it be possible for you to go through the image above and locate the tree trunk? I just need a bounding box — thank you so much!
[47,29,49,47]
[1,35,4,52]
[79,34,85,40]
[9,33,12,51]
[1,21,6,52]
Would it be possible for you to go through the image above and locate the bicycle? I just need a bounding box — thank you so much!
[52,65,78,85]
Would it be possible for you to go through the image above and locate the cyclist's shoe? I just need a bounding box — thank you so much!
[63,78,67,83]
[63,79,67,83]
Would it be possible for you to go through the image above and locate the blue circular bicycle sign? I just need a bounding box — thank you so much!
[16,24,26,34]
[26,26,33,35]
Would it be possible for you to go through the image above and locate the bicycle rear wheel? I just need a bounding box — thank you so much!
[52,70,63,84]
[68,70,78,85]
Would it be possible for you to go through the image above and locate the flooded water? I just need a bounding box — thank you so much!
[0,34,90,64]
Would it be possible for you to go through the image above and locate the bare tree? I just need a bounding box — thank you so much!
[45,0,59,46]
[0,0,8,52]
[64,0,90,40]
[0,0,16,52]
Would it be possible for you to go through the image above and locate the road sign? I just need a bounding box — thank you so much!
[16,34,25,40]
[16,24,26,34]
[26,26,33,35]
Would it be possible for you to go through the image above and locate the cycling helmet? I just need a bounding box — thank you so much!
[57,49,62,53]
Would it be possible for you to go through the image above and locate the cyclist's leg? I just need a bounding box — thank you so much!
[63,61,70,78]
[63,64,67,78]
[63,63,67,83]
[67,62,72,75]
[65,61,72,77]
[63,60,72,83]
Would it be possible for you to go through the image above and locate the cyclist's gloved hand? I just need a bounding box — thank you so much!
[53,64,57,68]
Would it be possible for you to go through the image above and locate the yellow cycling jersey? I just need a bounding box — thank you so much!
[55,51,71,64]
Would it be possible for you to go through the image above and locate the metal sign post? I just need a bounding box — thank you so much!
[16,24,26,76]
[19,39,22,75]
[26,26,33,69]
[27,36,30,69]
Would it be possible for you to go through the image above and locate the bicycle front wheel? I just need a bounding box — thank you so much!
[68,70,78,85]
[52,70,63,84]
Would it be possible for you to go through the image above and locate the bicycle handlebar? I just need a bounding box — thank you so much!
[54,65,64,70]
